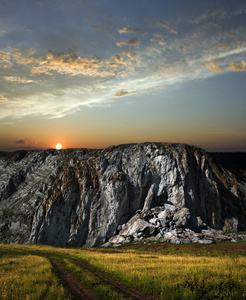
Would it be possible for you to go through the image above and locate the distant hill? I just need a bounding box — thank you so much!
[209,152,246,180]
[209,152,246,171]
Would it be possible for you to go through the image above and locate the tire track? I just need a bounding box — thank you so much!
[50,259,97,300]
[69,258,157,300]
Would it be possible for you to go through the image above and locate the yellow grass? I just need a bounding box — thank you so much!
[75,250,246,299]
[0,244,245,299]
[0,253,71,300]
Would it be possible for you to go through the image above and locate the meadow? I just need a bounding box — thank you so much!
[0,242,245,299]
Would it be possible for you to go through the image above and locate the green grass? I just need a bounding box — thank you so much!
[0,243,245,299]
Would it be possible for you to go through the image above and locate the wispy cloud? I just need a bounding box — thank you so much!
[158,21,178,34]
[113,90,137,98]
[14,139,25,144]
[150,33,166,46]
[1,1,246,124]
[189,7,246,24]
[90,23,113,32]
[0,95,8,102]
[4,76,33,83]
[113,89,150,98]
[118,26,147,35]
[155,86,165,89]
[116,37,141,48]
[182,45,193,52]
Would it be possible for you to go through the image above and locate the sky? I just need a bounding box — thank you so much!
[0,0,246,152]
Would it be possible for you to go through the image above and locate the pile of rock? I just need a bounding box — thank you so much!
[105,204,246,247]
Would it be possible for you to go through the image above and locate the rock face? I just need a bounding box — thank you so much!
[0,143,246,247]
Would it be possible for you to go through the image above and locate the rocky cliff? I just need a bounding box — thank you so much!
[0,143,246,247]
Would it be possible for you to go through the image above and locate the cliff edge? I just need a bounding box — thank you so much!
[0,143,245,247]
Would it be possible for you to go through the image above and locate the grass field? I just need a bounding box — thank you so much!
[0,242,245,299]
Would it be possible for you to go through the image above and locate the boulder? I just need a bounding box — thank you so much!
[119,218,155,238]
[173,208,190,228]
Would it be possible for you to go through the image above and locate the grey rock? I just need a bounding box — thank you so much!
[0,143,245,247]
[190,237,200,243]
[155,233,163,239]
[108,235,126,244]
[223,218,239,232]
[173,208,190,228]
[164,231,175,241]
[170,237,181,244]
[149,218,158,225]
[119,218,155,238]
[141,183,155,217]
[238,235,246,241]
[198,239,213,244]
[179,238,191,244]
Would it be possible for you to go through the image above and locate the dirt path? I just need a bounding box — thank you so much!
[50,256,157,300]
[50,259,97,300]
[70,258,157,300]
[48,243,245,300]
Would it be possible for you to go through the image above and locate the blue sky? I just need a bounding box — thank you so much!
[0,0,246,151]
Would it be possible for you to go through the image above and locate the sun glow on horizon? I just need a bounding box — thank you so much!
[56,143,62,150]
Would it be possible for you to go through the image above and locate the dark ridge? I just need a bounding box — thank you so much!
[209,152,246,181]
[0,151,10,158]
[208,152,246,171]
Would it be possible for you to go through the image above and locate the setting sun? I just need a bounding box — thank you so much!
[56,143,62,150]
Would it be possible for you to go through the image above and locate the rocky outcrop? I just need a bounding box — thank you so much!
[106,205,246,247]
[0,143,246,247]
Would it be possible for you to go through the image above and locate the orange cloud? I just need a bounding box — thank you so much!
[213,44,227,49]
[4,76,33,83]
[150,33,166,46]
[10,47,36,65]
[118,26,147,35]
[30,50,115,77]
[113,55,128,65]
[0,50,12,65]
[228,60,246,71]
[116,37,140,48]
[6,48,116,77]
[122,50,140,63]
[146,47,162,54]
[114,90,137,98]
[158,21,178,34]
[205,60,222,72]
[155,86,166,89]
[114,89,150,98]
[182,45,193,52]
[0,95,8,102]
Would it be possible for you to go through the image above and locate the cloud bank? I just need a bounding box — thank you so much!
[0,1,246,122]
